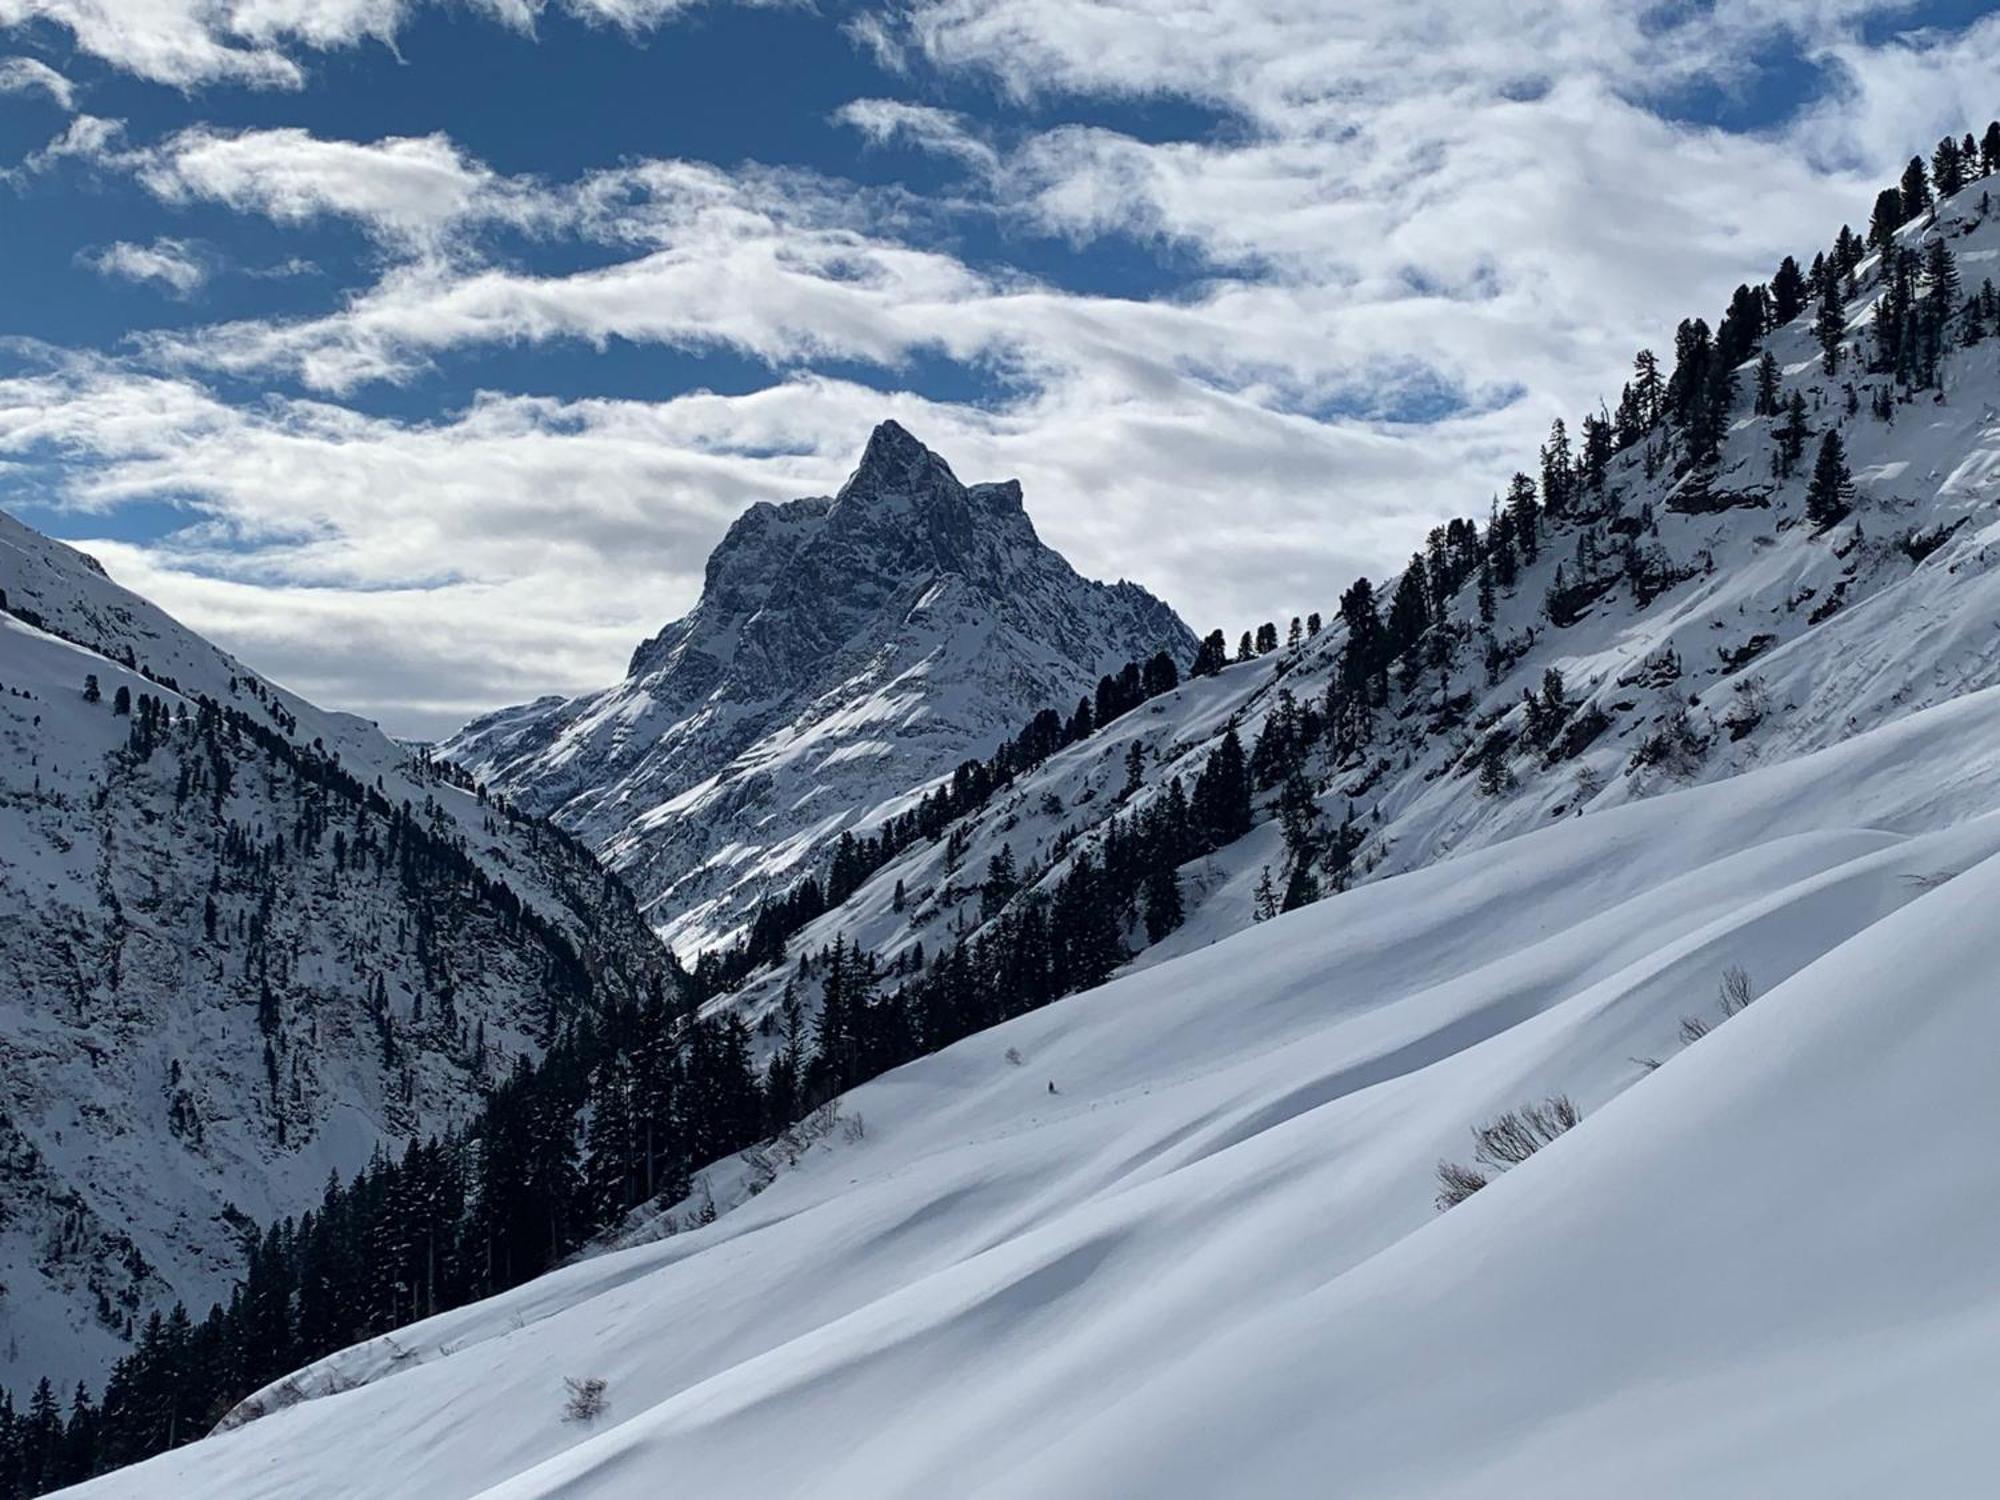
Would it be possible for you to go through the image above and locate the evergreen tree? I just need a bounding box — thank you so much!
[1189,629,1228,678]
[1774,390,1810,479]
[1630,348,1663,428]
[1506,472,1539,563]
[1190,724,1253,846]
[1899,153,1932,219]
[1142,864,1183,943]
[1336,577,1386,704]
[1805,430,1853,529]
[1815,277,1847,374]
[1385,557,1431,664]
[1753,351,1781,416]
[1538,417,1573,517]
[1868,187,1904,253]
[1933,133,1967,198]
[1770,254,1805,324]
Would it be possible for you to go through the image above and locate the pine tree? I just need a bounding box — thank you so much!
[1539,417,1573,517]
[1815,278,1846,374]
[1869,186,1904,254]
[1191,724,1253,847]
[82,673,100,703]
[1251,866,1278,922]
[1774,390,1810,479]
[1506,472,1539,562]
[1983,120,2000,178]
[1336,577,1385,703]
[1189,629,1228,677]
[1752,351,1780,416]
[1899,153,1932,219]
[1771,254,1805,324]
[1385,558,1431,664]
[1142,864,1183,942]
[1805,430,1853,529]
[1631,348,1663,427]
[1933,133,1967,199]
[1925,237,1960,324]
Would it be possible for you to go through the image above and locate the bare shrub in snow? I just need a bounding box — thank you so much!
[1717,965,1756,1017]
[1902,869,1957,889]
[1433,1159,1489,1211]
[842,1112,867,1144]
[1679,1013,1713,1045]
[1004,1046,1023,1067]
[563,1377,608,1423]
[1435,1094,1581,1211]
[1472,1095,1581,1170]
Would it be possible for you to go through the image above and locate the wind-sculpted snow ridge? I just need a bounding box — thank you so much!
[71,681,2000,1499]
[0,512,674,1392]
[440,420,1195,958]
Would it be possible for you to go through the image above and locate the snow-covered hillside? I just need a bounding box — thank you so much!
[0,512,674,1393]
[440,420,1194,958]
[697,167,2000,1047]
[70,677,2000,1498]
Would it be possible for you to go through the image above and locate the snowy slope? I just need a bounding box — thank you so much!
[697,169,2000,1040]
[66,677,2000,1499]
[0,513,674,1392]
[440,420,1193,957]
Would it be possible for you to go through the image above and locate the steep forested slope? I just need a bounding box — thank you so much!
[0,512,674,1400]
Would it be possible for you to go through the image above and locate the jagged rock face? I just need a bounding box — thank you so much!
[0,510,673,1391]
[444,422,1195,955]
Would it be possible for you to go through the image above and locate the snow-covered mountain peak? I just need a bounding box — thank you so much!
[444,424,1194,957]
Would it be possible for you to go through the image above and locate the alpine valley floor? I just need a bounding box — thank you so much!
[70,680,2000,1499]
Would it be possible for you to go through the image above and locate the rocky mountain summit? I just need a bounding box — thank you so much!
[443,421,1194,957]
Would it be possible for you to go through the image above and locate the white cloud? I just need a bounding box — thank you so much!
[131,126,527,249]
[835,98,996,171]
[7,0,2000,739]
[8,112,125,177]
[0,55,74,109]
[78,237,210,296]
[0,0,711,90]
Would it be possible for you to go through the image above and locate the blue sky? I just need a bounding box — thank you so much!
[2,0,1998,735]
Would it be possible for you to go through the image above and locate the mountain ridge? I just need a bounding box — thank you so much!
[0,509,676,1395]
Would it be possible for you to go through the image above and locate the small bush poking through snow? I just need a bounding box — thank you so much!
[1472,1095,1581,1168]
[1435,1094,1582,1211]
[563,1377,608,1423]
[1682,964,1756,1044]
[1433,1160,1489,1211]
[1718,965,1755,1017]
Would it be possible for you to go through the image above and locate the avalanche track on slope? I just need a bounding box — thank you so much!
[72,678,2000,1499]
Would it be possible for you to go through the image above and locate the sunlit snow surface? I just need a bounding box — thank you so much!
[72,682,2000,1498]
